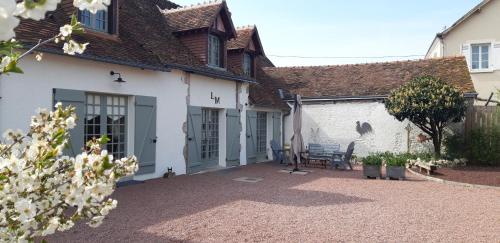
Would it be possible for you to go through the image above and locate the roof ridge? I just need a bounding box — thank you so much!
[236,25,255,30]
[262,56,465,70]
[162,0,224,13]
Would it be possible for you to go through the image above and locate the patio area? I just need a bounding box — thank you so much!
[47,162,500,242]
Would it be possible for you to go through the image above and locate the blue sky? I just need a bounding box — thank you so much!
[173,0,482,66]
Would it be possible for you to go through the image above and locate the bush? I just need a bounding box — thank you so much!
[467,127,500,166]
[362,154,383,166]
[444,127,500,166]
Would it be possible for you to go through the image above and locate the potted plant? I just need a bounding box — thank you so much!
[385,155,407,180]
[362,154,383,179]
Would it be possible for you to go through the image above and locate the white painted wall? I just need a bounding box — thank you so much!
[283,101,436,157]
[238,83,249,165]
[0,53,248,180]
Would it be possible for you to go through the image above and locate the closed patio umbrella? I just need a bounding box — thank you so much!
[290,94,305,171]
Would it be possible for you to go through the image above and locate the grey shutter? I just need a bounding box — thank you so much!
[187,106,203,172]
[246,110,257,164]
[226,109,241,167]
[53,89,85,157]
[134,96,157,175]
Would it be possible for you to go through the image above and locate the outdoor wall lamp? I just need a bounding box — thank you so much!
[110,71,126,83]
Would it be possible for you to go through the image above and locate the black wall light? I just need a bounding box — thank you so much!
[110,71,125,83]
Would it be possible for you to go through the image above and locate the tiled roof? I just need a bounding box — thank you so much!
[249,56,290,110]
[14,0,254,82]
[162,0,236,39]
[260,57,476,99]
[228,26,254,50]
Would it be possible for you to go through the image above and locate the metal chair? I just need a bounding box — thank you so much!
[270,140,287,164]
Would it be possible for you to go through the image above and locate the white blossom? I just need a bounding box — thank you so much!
[0,0,20,41]
[73,0,111,14]
[14,0,61,21]
[0,105,138,241]
[62,40,88,55]
[35,53,43,62]
[0,56,12,71]
[59,24,73,37]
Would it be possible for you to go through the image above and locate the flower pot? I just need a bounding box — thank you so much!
[363,165,381,179]
[386,166,406,180]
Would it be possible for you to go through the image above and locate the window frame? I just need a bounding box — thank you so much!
[469,42,492,72]
[243,52,254,78]
[77,0,118,35]
[208,34,224,68]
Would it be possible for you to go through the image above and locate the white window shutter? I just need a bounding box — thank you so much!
[493,42,500,70]
[461,44,471,69]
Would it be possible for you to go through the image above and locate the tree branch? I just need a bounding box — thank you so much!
[17,36,59,61]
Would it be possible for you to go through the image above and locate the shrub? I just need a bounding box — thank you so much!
[467,127,500,166]
[362,154,383,166]
[444,127,500,166]
[385,155,408,167]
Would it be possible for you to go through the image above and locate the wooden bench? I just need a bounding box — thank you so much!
[415,162,437,175]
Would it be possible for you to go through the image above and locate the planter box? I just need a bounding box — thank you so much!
[386,166,406,180]
[363,165,381,179]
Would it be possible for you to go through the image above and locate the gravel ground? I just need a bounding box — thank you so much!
[421,166,500,187]
[46,163,500,243]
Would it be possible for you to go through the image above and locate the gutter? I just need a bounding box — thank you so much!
[283,93,478,103]
[165,63,257,84]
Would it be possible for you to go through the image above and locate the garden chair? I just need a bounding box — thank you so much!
[270,140,287,164]
[331,142,355,170]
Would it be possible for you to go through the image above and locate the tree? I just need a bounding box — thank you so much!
[385,76,467,157]
[0,1,139,241]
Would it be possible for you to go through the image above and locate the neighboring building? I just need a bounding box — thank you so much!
[0,0,286,180]
[260,57,476,156]
[425,0,500,105]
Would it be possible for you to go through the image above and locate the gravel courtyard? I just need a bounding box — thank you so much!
[48,163,500,243]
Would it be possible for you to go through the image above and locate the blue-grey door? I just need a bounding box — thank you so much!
[134,96,157,175]
[272,112,281,146]
[246,110,257,164]
[256,112,268,161]
[53,89,85,157]
[226,109,241,167]
[188,106,220,173]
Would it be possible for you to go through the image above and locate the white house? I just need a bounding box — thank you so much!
[426,0,500,105]
[0,0,286,180]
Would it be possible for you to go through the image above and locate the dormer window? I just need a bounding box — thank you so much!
[78,10,108,32]
[243,53,254,77]
[77,0,118,35]
[208,34,223,67]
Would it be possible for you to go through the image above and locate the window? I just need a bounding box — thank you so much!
[85,94,127,159]
[208,34,222,67]
[256,112,267,153]
[77,2,114,34]
[471,44,490,70]
[243,53,253,77]
[201,109,219,161]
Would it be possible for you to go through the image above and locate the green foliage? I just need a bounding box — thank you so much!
[385,76,466,156]
[385,155,408,167]
[444,128,500,166]
[362,154,383,166]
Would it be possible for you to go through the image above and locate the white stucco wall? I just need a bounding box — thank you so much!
[283,101,436,157]
[0,54,188,180]
[0,53,249,180]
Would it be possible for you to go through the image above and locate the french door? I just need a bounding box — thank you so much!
[84,94,127,159]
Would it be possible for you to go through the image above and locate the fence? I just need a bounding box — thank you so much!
[464,106,500,134]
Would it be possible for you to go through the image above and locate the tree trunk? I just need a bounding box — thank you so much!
[432,135,441,158]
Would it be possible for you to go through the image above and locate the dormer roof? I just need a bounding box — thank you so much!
[228,25,265,55]
[161,0,237,38]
